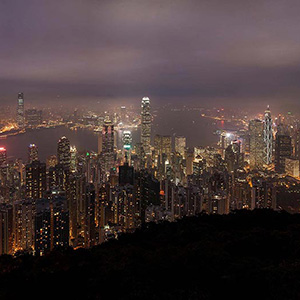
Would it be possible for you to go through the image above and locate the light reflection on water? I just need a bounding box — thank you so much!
[1,110,234,162]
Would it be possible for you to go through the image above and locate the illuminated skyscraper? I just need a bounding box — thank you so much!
[97,134,102,154]
[14,199,35,251]
[70,146,77,172]
[102,116,115,174]
[264,106,273,165]
[25,161,46,199]
[225,141,243,173]
[122,130,132,150]
[84,183,96,248]
[175,136,186,158]
[186,149,194,176]
[17,93,25,128]
[35,193,69,255]
[141,97,151,155]
[28,144,39,163]
[57,136,71,170]
[120,106,127,124]
[249,119,264,169]
[154,135,172,162]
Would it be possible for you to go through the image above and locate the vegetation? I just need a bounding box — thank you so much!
[1,209,300,299]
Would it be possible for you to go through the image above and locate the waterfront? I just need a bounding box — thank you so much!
[0,109,236,162]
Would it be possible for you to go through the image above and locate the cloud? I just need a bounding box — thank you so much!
[1,0,300,107]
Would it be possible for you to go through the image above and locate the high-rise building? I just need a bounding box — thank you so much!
[249,119,264,169]
[120,106,127,124]
[57,136,71,170]
[275,133,292,173]
[225,141,243,173]
[0,147,7,165]
[25,160,47,200]
[122,130,132,150]
[34,199,51,255]
[186,149,194,176]
[193,155,206,177]
[84,183,96,248]
[263,106,273,165]
[48,163,69,192]
[28,144,39,163]
[14,199,35,251]
[122,130,132,164]
[141,97,151,155]
[154,135,172,161]
[17,93,25,128]
[102,116,115,174]
[175,136,186,158]
[0,204,13,255]
[35,192,69,255]
[97,134,102,154]
[70,146,77,172]
[250,177,276,210]
[208,194,229,215]
[119,163,134,185]
[293,129,300,160]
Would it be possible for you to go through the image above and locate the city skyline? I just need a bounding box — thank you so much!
[2,2,300,299]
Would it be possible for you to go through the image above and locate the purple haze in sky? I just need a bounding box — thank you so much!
[1,0,300,109]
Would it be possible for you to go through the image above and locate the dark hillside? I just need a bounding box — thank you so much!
[1,210,300,300]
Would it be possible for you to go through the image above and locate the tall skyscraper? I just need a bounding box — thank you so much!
[175,136,186,158]
[122,130,132,150]
[225,141,243,173]
[186,149,194,176]
[141,97,151,155]
[28,144,39,163]
[35,193,69,255]
[120,106,127,124]
[57,136,71,170]
[154,134,172,164]
[249,119,264,169]
[17,93,25,128]
[275,133,292,173]
[70,146,77,172]
[25,161,47,200]
[14,199,35,251]
[97,134,102,154]
[102,116,115,174]
[264,106,273,165]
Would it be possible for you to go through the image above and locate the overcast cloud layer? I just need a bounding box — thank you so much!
[1,0,300,108]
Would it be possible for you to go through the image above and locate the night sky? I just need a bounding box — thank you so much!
[1,0,300,109]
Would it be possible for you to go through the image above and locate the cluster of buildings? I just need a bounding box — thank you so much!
[16,93,42,128]
[0,95,300,256]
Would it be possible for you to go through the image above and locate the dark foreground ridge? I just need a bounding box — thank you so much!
[1,209,300,299]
